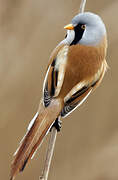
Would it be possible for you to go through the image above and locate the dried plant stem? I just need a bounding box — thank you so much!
[79,0,87,13]
[40,127,57,180]
[39,1,87,180]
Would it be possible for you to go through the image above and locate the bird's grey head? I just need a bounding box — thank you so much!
[63,12,106,46]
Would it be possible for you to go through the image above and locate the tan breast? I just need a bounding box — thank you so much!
[58,36,107,98]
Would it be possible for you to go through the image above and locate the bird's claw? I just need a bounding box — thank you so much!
[50,118,62,132]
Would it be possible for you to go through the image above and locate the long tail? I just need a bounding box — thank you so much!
[10,98,62,180]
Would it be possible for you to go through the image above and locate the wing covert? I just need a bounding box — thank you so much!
[43,45,69,107]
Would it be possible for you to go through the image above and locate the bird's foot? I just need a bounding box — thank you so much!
[50,117,62,132]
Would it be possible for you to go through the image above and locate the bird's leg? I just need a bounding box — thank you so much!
[50,117,62,132]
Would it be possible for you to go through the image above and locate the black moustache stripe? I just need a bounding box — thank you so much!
[70,24,85,45]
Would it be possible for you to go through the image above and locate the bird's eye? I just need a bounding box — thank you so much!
[81,24,86,30]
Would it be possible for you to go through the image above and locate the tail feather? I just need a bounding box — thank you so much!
[10,99,62,180]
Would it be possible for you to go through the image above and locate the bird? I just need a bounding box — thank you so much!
[10,12,108,180]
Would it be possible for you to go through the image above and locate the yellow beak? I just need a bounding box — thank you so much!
[64,24,74,30]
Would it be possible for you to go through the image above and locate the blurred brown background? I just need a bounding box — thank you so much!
[0,0,118,180]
